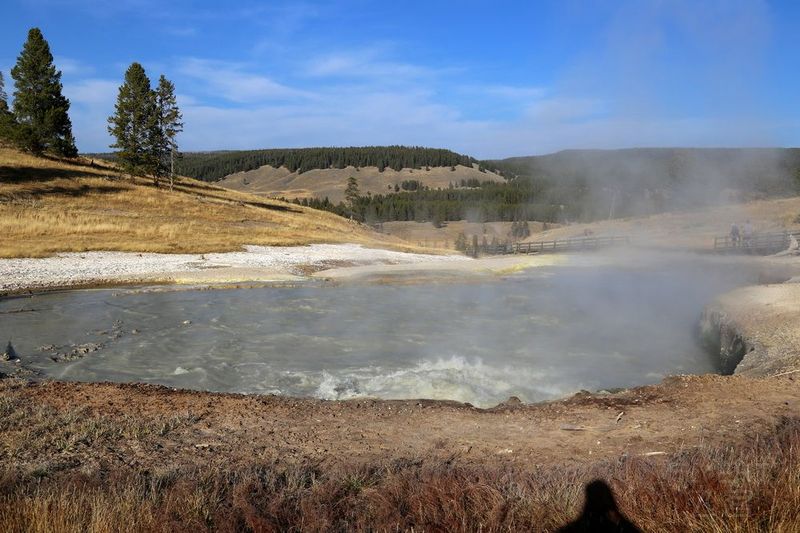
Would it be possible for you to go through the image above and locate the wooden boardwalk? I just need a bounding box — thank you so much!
[465,235,631,257]
[713,231,800,255]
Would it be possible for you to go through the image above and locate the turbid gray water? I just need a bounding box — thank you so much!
[0,254,755,407]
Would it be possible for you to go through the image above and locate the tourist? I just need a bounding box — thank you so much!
[730,222,740,246]
[742,220,754,247]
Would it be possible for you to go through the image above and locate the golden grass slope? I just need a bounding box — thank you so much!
[0,147,400,258]
[218,163,505,203]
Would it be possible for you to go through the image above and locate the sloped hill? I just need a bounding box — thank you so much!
[493,148,800,211]
[218,163,504,203]
[0,147,400,258]
[520,195,800,250]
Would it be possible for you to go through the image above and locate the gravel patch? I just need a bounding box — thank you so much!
[0,244,469,293]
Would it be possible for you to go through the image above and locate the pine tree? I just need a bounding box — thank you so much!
[108,63,158,179]
[345,176,360,215]
[153,75,183,190]
[0,72,8,113]
[10,28,77,156]
[0,71,16,141]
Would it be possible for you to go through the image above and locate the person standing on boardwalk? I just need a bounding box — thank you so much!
[730,222,740,246]
[742,220,754,247]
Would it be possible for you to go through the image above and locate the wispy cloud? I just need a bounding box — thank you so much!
[62,78,119,151]
[305,50,432,80]
[177,58,312,103]
[63,78,118,106]
[54,56,95,76]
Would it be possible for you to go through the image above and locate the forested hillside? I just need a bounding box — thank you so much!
[175,146,486,182]
[96,145,800,227]
[294,148,800,225]
[489,148,800,198]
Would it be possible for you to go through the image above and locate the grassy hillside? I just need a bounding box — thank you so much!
[0,147,397,258]
[219,163,504,203]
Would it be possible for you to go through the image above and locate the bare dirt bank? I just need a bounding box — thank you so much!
[2,373,798,474]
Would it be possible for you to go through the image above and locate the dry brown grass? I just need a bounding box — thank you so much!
[219,164,505,204]
[525,195,800,250]
[0,148,403,258]
[0,384,798,532]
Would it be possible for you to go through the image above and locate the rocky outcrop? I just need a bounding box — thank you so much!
[699,306,754,374]
[700,284,800,375]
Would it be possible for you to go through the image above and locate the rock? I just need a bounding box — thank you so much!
[50,342,104,363]
[496,396,523,408]
[1,341,18,361]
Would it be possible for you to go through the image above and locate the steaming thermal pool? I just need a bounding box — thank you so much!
[1,257,754,407]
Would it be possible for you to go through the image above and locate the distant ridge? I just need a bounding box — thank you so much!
[489,147,800,186]
[171,146,489,183]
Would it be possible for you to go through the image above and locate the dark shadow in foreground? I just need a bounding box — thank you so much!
[558,479,641,533]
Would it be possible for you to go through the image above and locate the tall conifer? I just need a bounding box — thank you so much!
[10,28,77,156]
[0,72,15,142]
[153,75,183,189]
[108,63,158,179]
[0,72,8,113]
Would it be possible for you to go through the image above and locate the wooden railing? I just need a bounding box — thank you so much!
[465,236,631,257]
[713,231,799,255]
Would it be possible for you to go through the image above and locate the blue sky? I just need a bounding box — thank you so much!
[2,0,799,158]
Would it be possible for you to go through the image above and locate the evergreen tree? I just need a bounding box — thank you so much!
[344,176,360,218]
[108,63,158,179]
[454,233,467,251]
[0,71,16,141]
[153,75,183,189]
[0,72,8,113]
[10,28,77,156]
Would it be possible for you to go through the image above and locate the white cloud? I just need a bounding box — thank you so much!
[305,51,432,80]
[55,56,95,76]
[63,79,118,152]
[64,78,118,106]
[178,58,311,103]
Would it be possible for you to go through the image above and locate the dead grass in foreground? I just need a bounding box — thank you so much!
[0,386,797,533]
[0,147,403,258]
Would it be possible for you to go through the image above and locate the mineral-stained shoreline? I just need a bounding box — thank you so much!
[0,243,471,295]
